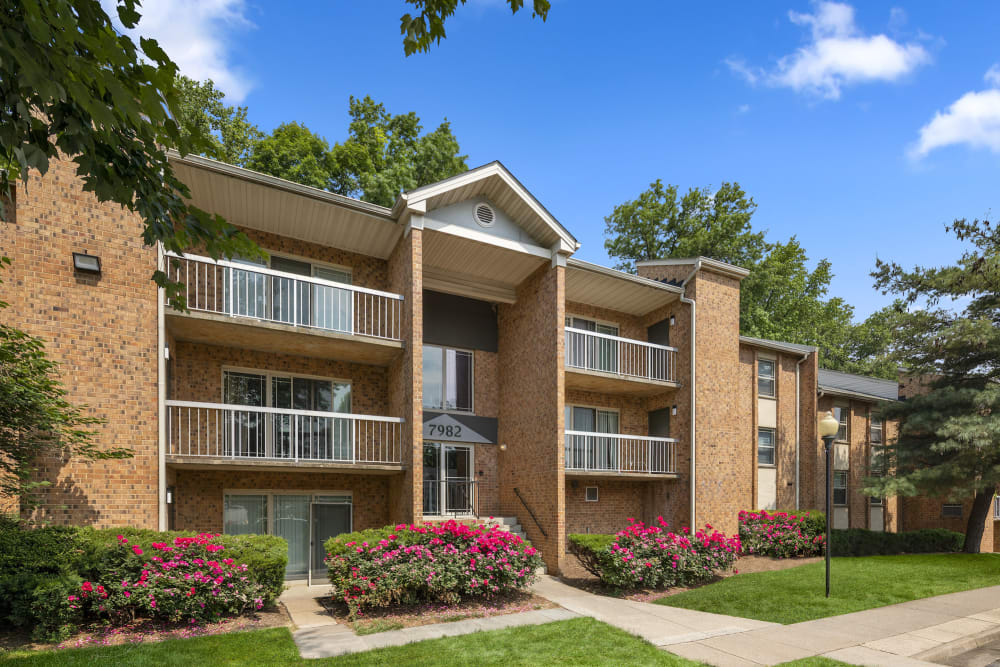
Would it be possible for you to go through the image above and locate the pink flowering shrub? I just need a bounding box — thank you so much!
[68,533,266,626]
[326,520,543,617]
[570,517,740,590]
[738,510,825,558]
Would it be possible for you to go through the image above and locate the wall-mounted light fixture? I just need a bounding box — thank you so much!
[669,315,676,326]
[671,405,678,416]
[499,443,508,452]
[72,252,101,275]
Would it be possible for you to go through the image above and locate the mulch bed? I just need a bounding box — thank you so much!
[0,605,291,654]
[559,553,823,603]
[319,592,558,635]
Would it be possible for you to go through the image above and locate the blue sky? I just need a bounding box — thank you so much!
[126,1,1000,319]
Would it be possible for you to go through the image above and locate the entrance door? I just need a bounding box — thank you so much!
[274,495,311,579]
[422,442,474,516]
[311,502,352,582]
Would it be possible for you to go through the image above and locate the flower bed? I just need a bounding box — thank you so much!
[738,510,825,558]
[567,517,740,590]
[325,520,543,617]
[0,518,286,642]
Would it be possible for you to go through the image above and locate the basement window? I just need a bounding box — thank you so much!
[942,503,963,518]
[585,487,599,502]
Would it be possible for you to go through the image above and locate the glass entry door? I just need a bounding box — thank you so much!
[274,495,310,579]
[422,442,475,516]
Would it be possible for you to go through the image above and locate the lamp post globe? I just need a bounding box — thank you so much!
[818,410,838,598]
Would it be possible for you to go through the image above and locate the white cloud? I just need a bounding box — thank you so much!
[737,104,751,114]
[727,2,930,100]
[911,67,1000,158]
[103,0,254,102]
[985,63,1000,88]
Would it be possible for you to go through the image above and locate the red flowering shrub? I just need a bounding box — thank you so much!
[738,510,825,558]
[68,533,265,626]
[326,520,543,617]
[569,517,740,590]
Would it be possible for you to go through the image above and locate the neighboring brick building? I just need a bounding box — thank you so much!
[2,155,994,578]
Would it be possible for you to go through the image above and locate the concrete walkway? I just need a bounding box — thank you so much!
[534,576,1000,666]
[281,577,1000,664]
[279,582,581,659]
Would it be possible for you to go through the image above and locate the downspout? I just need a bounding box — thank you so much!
[679,260,702,533]
[157,244,167,531]
[795,352,809,511]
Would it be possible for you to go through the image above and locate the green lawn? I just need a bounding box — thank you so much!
[1,619,702,666]
[658,553,1000,624]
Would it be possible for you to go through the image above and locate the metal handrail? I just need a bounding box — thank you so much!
[565,326,677,351]
[423,479,478,517]
[563,430,677,474]
[513,487,547,538]
[564,327,678,383]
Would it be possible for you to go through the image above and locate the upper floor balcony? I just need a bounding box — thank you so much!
[163,253,404,365]
[564,431,678,478]
[564,327,679,396]
[165,400,404,472]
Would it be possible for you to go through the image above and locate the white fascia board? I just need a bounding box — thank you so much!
[567,258,684,294]
[423,217,552,260]
[637,256,750,280]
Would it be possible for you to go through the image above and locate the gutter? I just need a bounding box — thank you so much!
[680,259,702,532]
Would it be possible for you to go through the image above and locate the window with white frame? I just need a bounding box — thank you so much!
[833,471,848,506]
[757,427,776,466]
[834,405,849,442]
[757,359,775,398]
[585,486,599,502]
[994,495,1000,520]
[422,345,473,412]
[870,411,883,445]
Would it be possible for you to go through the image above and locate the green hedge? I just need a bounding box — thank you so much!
[567,534,616,578]
[831,528,964,556]
[0,520,287,640]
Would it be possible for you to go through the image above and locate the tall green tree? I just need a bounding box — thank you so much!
[867,218,1000,552]
[604,180,767,274]
[328,95,468,207]
[602,181,893,375]
[246,122,335,191]
[0,0,260,303]
[173,76,262,167]
[0,258,131,508]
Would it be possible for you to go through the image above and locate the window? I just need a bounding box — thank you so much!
[565,316,620,373]
[422,345,473,412]
[565,405,619,471]
[834,405,849,442]
[565,316,619,337]
[870,412,883,445]
[585,486,599,502]
[757,359,775,398]
[870,496,884,507]
[833,471,848,506]
[994,495,1000,520]
[942,503,963,518]
[757,427,776,466]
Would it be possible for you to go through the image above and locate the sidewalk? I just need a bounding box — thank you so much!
[535,576,1000,666]
[279,581,581,659]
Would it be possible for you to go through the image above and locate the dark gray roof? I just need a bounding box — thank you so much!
[818,369,899,402]
[739,336,817,355]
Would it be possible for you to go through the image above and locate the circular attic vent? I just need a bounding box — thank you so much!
[473,202,495,228]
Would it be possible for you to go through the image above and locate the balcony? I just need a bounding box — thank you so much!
[163,253,404,365]
[564,431,678,478]
[564,327,679,396]
[165,400,404,472]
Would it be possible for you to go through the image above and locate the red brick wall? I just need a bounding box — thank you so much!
[565,480,648,535]
[498,263,565,571]
[386,230,422,524]
[2,160,160,527]
[172,469,395,532]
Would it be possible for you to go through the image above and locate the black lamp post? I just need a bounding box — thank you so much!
[818,410,839,598]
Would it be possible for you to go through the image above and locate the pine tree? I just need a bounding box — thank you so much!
[868,219,1000,552]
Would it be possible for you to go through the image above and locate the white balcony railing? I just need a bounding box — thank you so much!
[565,327,677,384]
[564,431,677,475]
[166,400,403,465]
[163,252,403,341]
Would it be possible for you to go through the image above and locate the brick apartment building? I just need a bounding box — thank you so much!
[2,155,996,578]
